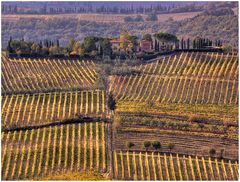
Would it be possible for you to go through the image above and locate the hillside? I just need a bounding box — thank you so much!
[1,12,238,48]
[0,2,239,181]
[177,15,238,47]
[1,51,238,180]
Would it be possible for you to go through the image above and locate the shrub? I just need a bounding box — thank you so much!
[146,14,158,21]
[197,123,204,130]
[203,7,234,16]
[135,15,144,22]
[188,115,208,123]
[152,141,161,150]
[107,92,116,112]
[127,142,135,149]
[144,141,151,150]
[219,149,224,159]
[167,143,175,153]
[124,16,134,22]
[124,15,144,22]
[209,148,216,157]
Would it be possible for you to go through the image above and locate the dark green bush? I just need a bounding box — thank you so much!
[152,141,161,150]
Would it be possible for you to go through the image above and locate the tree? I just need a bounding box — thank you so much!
[49,45,59,55]
[79,44,85,56]
[154,39,158,51]
[181,38,184,50]
[7,36,13,53]
[154,32,178,50]
[187,38,190,49]
[100,38,112,56]
[31,43,41,54]
[146,14,158,21]
[108,92,116,113]
[167,143,175,153]
[193,39,196,49]
[209,148,216,157]
[152,141,161,150]
[67,38,76,53]
[197,123,204,131]
[142,34,152,41]
[56,39,60,47]
[71,41,81,55]
[127,142,135,149]
[39,41,43,48]
[128,35,138,51]
[144,141,151,150]
[83,36,98,53]
[124,16,133,22]
[135,15,144,22]
[219,149,224,159]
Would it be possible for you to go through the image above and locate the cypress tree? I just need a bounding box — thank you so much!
[7,36,13,53]
[39,41,43,48]
[46,40,48,47]
[181,38,184,50]
[193,39,196,49]
[154,39,158,51]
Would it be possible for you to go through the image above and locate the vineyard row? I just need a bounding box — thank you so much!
[111,74,238,105]
[2,56,97,94]
[136,52,238,79]
[1,122,108,180]
[1,90,105,128]
[113,150,239,180]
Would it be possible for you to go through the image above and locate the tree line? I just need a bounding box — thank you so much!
[6,36,113,58]
[176,37,223,50]
[6,33,223,59]
[2,3,203,15]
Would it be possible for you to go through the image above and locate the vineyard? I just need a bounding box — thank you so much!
[1,122,108,180]
[1,56,98,94]
[110,52,238,105]
[1,51,239,180]
[113,150,239,180]
[2,90,105,129]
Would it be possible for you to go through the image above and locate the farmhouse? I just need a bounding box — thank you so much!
[139,39,153,52]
